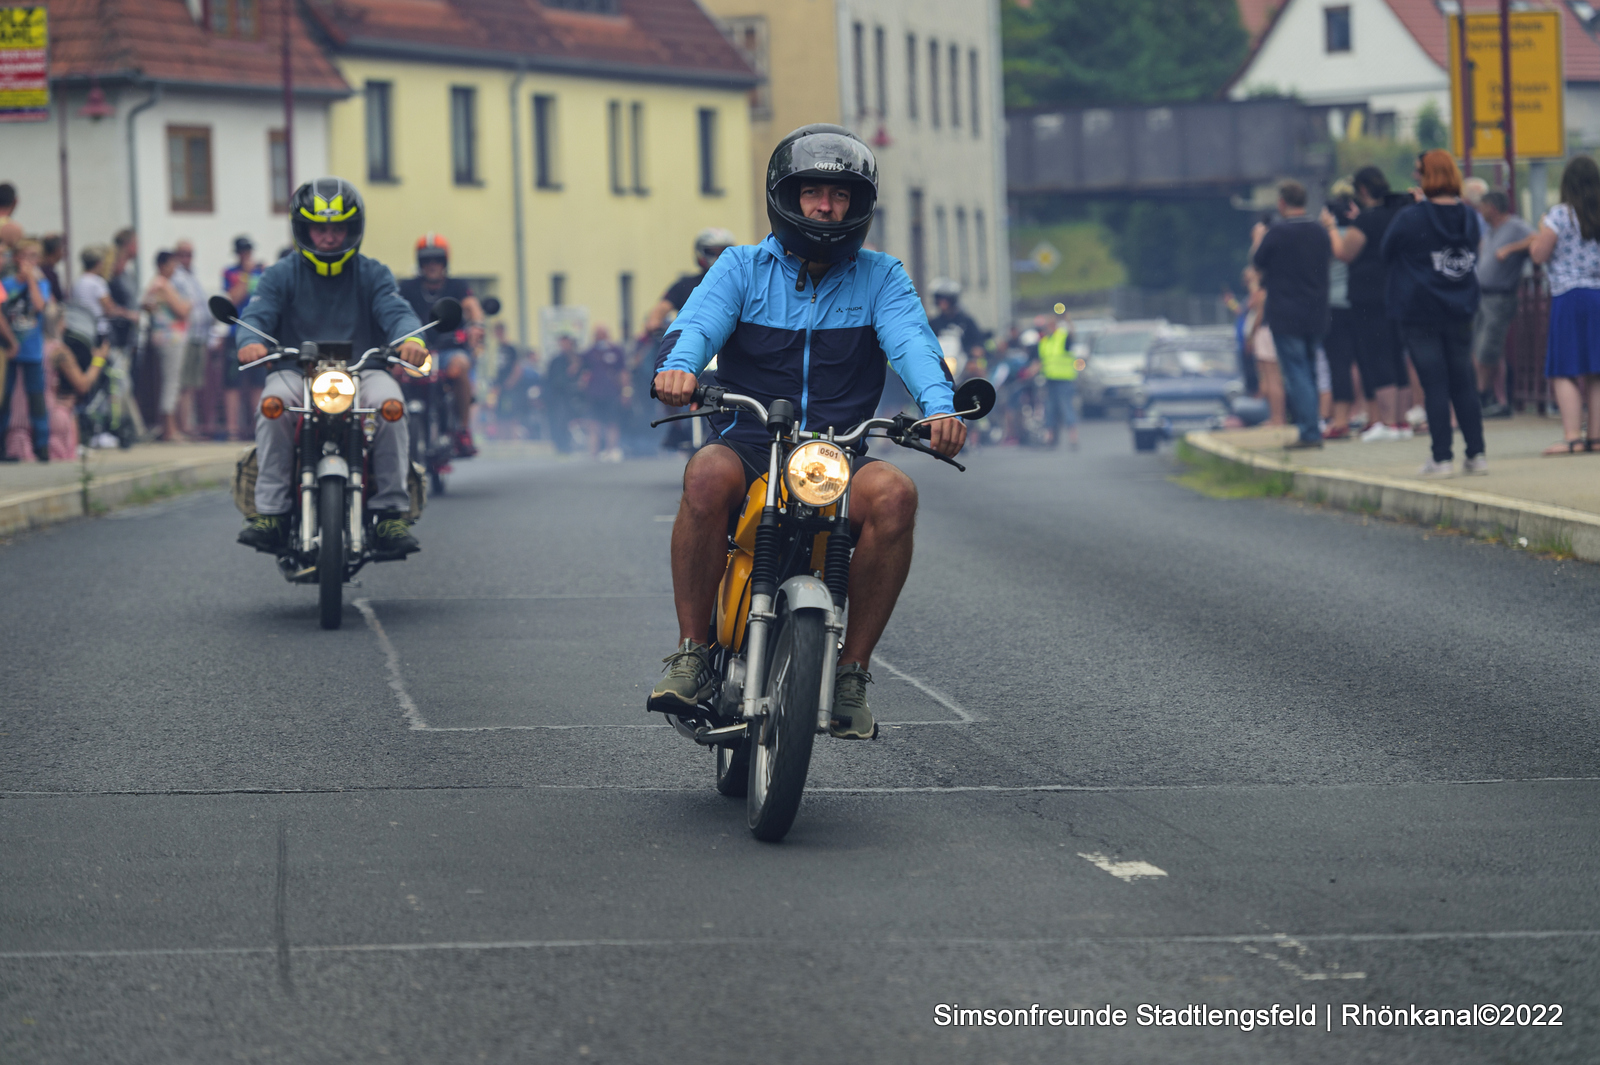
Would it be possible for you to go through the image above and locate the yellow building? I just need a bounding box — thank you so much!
[701,0,1010,330]
[308,0,756,352]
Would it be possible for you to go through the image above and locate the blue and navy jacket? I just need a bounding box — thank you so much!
[654,235,956,449]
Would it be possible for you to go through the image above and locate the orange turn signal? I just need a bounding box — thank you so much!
[261,396,284,419]
[380,398,405,422]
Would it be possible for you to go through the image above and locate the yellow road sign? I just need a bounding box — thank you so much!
[1448,10,1564,160]
[0,5,49,122]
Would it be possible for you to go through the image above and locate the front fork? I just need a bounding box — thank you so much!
[740,443,784,720]
[298,377,317,554]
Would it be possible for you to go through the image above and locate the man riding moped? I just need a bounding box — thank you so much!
[399,233,484,457]
[235,177,427,555]
[648,123,965,740]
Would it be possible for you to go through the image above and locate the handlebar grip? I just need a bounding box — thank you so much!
[916,423,932,440]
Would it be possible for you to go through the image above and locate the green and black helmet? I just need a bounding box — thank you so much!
[290,177,365,277]
[766,124,878,264]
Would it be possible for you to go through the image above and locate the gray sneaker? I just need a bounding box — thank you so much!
[648,639,714,715]
[830,662,878,739]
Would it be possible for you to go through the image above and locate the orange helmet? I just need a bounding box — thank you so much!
[416,233,449,266]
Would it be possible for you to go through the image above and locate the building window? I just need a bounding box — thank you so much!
[698,108,722,196]
[722,16,771,120]
[365,81,394,182]
[908,188,926,295]
[167,126,213,212]
[852,22,866,119]
[208,0,258,39]
[975,208,989,290]
[874,26,887,118]
[1325,6,1351,53]
[969,49,980,136]
[619,272,634,340]
[949,44,960,129]
[450,86,478,185]
[268,130,289,212]
[533,94,560,189]
[551,273,566,307]
[607,101,624,194]
[629,101,648,195]
[955,207,970,288]
[935,204,949,278]
[929,39,941,128]
[906,33,918,121]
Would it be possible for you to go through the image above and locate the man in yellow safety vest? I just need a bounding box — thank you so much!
[1037,313,1079,450]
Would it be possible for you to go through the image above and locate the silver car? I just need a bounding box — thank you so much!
[1079,320,1182,417]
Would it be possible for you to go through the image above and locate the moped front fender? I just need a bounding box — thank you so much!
[776,575,845,732]
[316,455,350,481]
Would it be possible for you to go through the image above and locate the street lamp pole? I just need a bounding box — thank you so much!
[282,0,295,194]
[1499,0,1516,212]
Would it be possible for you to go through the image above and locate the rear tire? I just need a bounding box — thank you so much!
[746,608,825,842]
[318,478,344,630]
[715,740,750,797]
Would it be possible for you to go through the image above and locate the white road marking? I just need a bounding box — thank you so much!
[5,928,1595,961]
[1243,935,1366,980]
[1078,852,1168,882]
[356,598,976,731]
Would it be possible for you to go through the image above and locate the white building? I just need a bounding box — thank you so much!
[6,0,347,293]
[700,0,1010,331]
[1228,0,1600,150]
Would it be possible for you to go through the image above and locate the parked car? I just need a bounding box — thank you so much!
[1080,320,1179,417]
[1129,331,1267,451]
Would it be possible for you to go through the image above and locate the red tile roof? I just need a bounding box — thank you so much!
[304,0,756,86]
[1236,0,1282,45]
[1384,1,1600,83]
[43,0,349,93]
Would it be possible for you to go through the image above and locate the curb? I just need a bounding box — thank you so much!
[1184,431,1600,563]
[0,456,237,538]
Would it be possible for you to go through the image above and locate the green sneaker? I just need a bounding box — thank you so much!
[372,511,420,555]
[648,638,714,715]
[238,513,288,552]
[830,662,878,739]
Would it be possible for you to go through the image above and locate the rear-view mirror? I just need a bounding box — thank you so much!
[480,296,502,317]
[209,295,239,322]
[430,297,462,333]
[954,378,996,420]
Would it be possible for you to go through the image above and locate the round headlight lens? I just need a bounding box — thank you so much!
[784,440,852,507]
[311,370,356,414]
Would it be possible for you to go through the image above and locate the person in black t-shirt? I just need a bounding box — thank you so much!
[1251,179,1331,448]
[640,227,737,338]
[1324,167,1416,440]
[400,233,484,455]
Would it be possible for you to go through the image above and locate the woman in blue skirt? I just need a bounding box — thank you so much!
[1532,156,1600,454]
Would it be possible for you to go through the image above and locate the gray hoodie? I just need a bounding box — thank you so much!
[238,253,421,356]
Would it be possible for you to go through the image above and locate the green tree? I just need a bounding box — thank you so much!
[1003,0,1248,108]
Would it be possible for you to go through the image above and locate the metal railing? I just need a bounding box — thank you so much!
[1507,268,1550,414]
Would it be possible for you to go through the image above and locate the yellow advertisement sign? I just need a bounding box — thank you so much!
[1449,11,1564,160]
[0,5,49,123]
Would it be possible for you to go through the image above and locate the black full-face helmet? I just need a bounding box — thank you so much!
[290,177,365,277]
[766,124,878,265]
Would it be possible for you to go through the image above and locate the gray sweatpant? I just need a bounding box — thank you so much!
[254,368,410,514]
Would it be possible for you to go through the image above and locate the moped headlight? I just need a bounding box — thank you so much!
[311,370,356,414]
[784,440,852,506]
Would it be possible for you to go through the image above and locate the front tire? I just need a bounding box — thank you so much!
[746,608,825,842]
[318,478,345,630]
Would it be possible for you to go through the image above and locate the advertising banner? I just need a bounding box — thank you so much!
[0,5,48,123]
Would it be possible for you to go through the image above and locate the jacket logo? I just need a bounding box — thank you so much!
[1430,248,1476,280]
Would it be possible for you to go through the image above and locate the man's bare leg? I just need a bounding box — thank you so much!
[671,444,748,643]
[836,462,919,668]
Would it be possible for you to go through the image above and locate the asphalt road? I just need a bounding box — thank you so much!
[3,421,1598,1064]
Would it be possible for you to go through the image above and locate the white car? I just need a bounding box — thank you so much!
[1079,320,1183,417]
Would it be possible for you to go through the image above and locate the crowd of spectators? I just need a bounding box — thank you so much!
[1239,145,1594,477]
[0,182,301,462]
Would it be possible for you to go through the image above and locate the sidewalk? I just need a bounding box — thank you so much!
[1186,413,1600,562]
[0,442,242,537]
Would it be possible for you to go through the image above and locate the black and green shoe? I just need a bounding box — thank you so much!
[237,513,288,552]
[372,511,420,555]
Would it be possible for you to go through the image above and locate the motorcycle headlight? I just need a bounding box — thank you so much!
[311,370,356,414]
[784,440,852,507]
